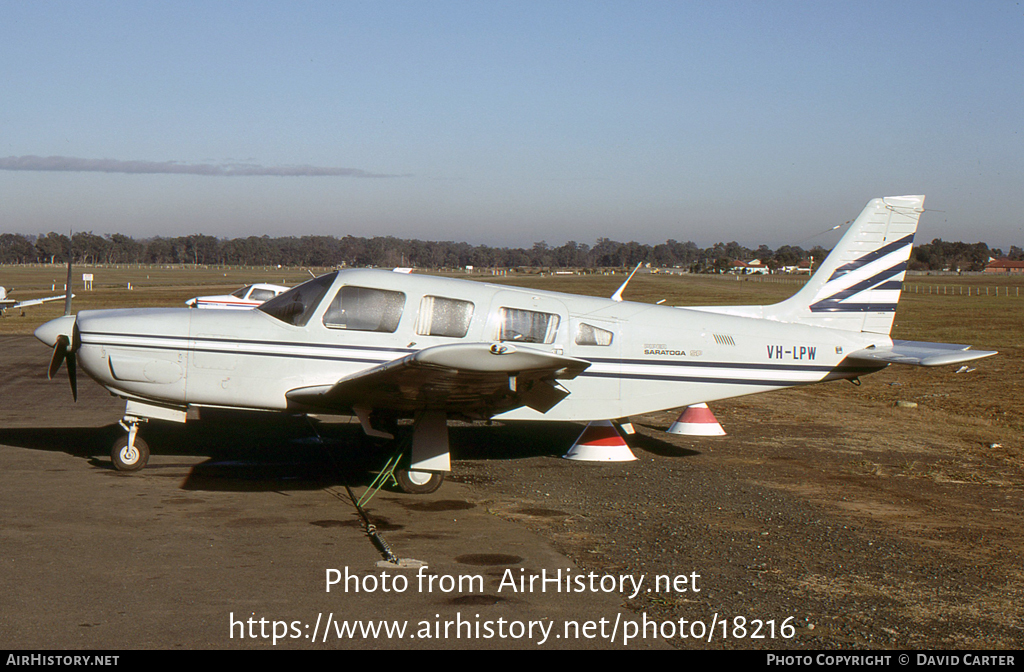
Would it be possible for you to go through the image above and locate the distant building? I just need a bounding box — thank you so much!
[729,259,769,275]
[984,258,1024,274]
[745,259,769,275]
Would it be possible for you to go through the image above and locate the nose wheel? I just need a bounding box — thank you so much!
[112,418,150,472]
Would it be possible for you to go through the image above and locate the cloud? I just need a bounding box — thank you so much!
[0,155,405,178]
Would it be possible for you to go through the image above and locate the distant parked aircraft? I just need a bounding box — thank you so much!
[185,283,289,309]
[0,286,70,316]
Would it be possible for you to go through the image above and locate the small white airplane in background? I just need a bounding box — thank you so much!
[0,286,71,317]
[185,283,289,309]
[35,196,997,493]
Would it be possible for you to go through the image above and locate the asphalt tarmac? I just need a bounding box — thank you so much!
[0,336,664,650]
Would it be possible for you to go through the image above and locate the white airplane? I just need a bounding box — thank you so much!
[0,286,70,317]
[185,283,289,309]
[35,196,996,493]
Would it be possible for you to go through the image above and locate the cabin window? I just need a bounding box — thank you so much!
[497,307,560,344]
[258,273,335,327]
[249,288,278,302]
[415,296,474,338]
[323,286,406,333]
[575,323,614,346]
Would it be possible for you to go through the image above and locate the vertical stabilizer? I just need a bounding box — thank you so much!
[765,195,924,334]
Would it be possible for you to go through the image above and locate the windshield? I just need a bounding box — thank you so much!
[230,286,251,299]
[258,273,336,326]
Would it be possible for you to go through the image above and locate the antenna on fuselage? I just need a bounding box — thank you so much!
[611,263,642,302]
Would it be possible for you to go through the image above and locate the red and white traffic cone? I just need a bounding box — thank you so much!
[563,420,637,462]
[667,403,726,436]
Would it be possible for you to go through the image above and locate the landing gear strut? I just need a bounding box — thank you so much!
[112,417,150,472]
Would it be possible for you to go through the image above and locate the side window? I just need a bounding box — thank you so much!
[415,296,474,338]
[497,307,560,344]
[575,323,614,346]
[322,286,406,333]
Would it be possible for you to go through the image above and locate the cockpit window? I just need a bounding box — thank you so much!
[322,286,406,333]
[249,288,277,302]
[415,296,474,338]
[497,307,560,344]
[258,273,335,326]
[231,286,250,299]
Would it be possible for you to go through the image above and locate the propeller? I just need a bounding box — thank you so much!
[40,230,78,400]
[46,326,79,401]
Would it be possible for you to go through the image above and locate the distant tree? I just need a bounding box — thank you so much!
[35,232,69,264]
[107,233,144,264]
[0,234,36,263]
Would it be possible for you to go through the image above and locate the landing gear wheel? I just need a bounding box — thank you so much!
[111,435,150,472]
[395,469,444,494]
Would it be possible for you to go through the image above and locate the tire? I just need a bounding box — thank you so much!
[111,435,150,472]
[395,469,444,494]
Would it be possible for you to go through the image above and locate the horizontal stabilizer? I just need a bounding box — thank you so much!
[845,340,998,367]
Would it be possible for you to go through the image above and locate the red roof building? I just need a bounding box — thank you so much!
[984,258,1024,273]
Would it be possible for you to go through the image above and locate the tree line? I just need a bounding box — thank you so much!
[0,231,1018,272]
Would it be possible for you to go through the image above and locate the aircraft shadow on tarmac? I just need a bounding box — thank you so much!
[0,413,698,493]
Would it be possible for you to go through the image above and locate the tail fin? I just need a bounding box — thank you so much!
[765,195,923,334]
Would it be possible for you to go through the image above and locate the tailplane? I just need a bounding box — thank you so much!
[765,195,924,334]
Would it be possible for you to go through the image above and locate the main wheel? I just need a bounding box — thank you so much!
[395,469,444,494]
[111,435,150,472]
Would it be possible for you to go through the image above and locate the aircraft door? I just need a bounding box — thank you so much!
[566,314,621,408]
[485,291,622,419]
[485,291,571,354]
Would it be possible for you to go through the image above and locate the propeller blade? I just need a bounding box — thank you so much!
[48,334,69,380]
[64,233,73,316]
[67,351,78,401]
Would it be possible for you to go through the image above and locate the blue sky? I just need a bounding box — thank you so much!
[2,1,1022,249]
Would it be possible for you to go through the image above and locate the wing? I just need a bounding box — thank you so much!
[286,342,590,416]
[846,340,998,367]
[12,295,68,309]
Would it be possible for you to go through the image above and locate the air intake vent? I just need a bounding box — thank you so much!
[713,334,736,346]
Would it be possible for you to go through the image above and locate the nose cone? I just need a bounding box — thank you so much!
[34,315,76,347]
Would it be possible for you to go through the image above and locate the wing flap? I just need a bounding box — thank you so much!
[286,342,589,415]
[846,340,998,367]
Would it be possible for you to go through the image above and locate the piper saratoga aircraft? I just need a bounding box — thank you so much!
[35,196,996,492]
[0,286,69,317]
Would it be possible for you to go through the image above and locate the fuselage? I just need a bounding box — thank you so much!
[50,269,888,422]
